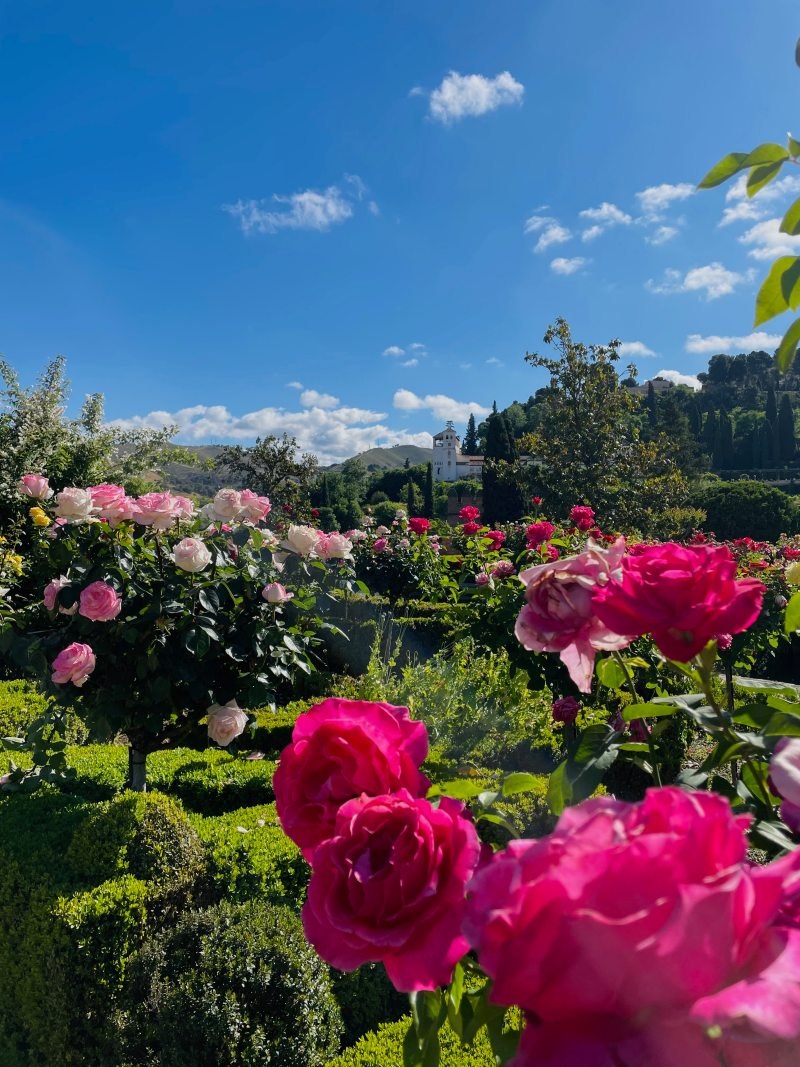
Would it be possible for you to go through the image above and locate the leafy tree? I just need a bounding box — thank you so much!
[462,414,479,455]
[406,478,416,517]
[702,409,719,457]
[698,480,796,540]
[482,412,522,523]
[779,393,796,461]
[423,462,434,519]
[215,435,318,513]
[714,411,735,469]
[646,381,658,426]
[766,386,778,427]
[655,392,703,474]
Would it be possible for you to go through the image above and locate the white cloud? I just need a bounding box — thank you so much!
[402,358,419,368]
[635,182,694,218]
[551,256,588,275]
[524,214,572,252]
[578,202,632,239]
[581,225,604,242]
[685,331,782,354]
[383,345,406,357]
[108,402,433,465]
[223,184,356,235]
[393,389,491,422]
[409,342,427,352]
[646,225,679,245]
[426,71,524,123]
[720,174,800,227]
[485,357,504,366]
[738,217,800,261]
[619,341,656,358]
[286,381,304,389]
[653,369,702,390]
[300,389,340,409]
[646,262,754,300]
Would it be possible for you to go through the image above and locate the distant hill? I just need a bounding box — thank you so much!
[158,442,434,496]
[324,444,433,472]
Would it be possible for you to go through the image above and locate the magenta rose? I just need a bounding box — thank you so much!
[274,698,429,858]
[372,537,389,553]
[408,517,430,535]
[462,521,481,536]
[569,504,595,530]
[485,529,505,550]
[19,474,52,500]
[51,642,96,686]
[552,696,580,724]
[303,791,480,991]
[526,521,554,548]
[459,505,480,522]
[515,538,632,692]
[465,787,800,1067]
[593,542,765,662]
[78,581,122,622]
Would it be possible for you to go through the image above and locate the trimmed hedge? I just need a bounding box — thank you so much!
[0,679,87,744]
[121,900,343,1067]
[328,1017,499,1067]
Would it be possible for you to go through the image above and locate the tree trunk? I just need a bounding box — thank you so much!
[128,746,148,792]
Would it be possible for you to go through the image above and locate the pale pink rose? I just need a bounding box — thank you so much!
[19,474,52,500]
[373,538,389,553]
[54,487,94,523]
[771,738,800,833]
[475,572,490,586]
[88,483,137,526]
[491,560,516,579]
[262,582,293,605]
[78,581,122,622]
[133,492,184,530]
[238,489,271,524]
[260,529,280,549]
[0,772,13,786]
[172,495,194,521]
[210,488,242,521]
[51,642,96,686]
[207,700,249,747]
[397,538,411,550]
[43,575,77,614]
[283,524,319,557]
[515,537,632,692]
[376,525,390,536]
[315,531,353,561]
[172,537,212,573]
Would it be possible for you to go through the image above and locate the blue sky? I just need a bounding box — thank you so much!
[3,0,800,462]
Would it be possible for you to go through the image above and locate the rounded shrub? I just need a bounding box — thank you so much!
[697,479,797,541]
[121,900,343,1067]
[330,963,408,1047]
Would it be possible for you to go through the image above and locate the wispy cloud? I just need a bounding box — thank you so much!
[578,201,631,240]
[393,389,491,422]
[738,217,800,261]
[524,213,572,253]
[421,71,524,123]
[635,182,694,218]
[685,331,782,354]
[550,256,589,275]
[286,381,304,390]
[720,174,800,227]
[223,176,374,235]
[653,369,702,390]
[383,345,406,357]
[645,225,679,245]
[619,341,656,358]
[300,389,340,409]
[485,357,504,366]
[646,262,755,300]
[402,358,419,368]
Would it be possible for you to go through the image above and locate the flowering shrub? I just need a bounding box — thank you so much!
[0,480,356,789]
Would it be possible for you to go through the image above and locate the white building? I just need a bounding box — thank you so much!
[432,422,484,482]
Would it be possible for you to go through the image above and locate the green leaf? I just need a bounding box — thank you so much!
[698,152,749,188]
[622,702,677,721]
[789,134,800,158]
[427,780,487,801]
[785,591,800,634]
[282,634,301,653]
[752,820,796,853]
[501,771,544,796]
[776,318,800,374]
[596,656,626,690]
[743,142,791,167]
[780,197,800,235]
[198,588,220,613]
[732,703,775,729]
[746,160,784,197]
[754,257,800,326]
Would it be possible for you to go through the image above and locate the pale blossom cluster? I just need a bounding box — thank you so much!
[201,488,272,525]
[282,525,353,561]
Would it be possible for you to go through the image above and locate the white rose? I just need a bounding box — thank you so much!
[283,524,319,557]
[53,487,94,523]
[211,488,242,521]
[207,700,249,747]
[173,537,212,573]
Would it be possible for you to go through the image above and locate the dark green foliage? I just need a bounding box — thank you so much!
[698,479,797,540]
[0,679,87,744]
[779,393,796,461]
[424,461,434,518]
[331,964,408,1046]
[702,409,718,455]
[766,386,778,427]
[646,380,657,425]
[214,434,318,512]
[715,410,734,469]
[121,900,342,1067]
[462,413,479,455]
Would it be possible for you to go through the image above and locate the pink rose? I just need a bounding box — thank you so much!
[491,560,515,579]
[593,542,765,662]
[43,575,77,614]
[238,489,271,524]
[53,487,94,523]
[210,488,242,521]
[274,698,429,859]
[408,517,430,536]
[552,696,580,724]
[207,700,248,747]
[315,531,353,561]
[88,483,136,525]
[372,537,389,553]
[485,529,506,550]
[262,581,293,604]
[302,791,481,991]
[465,787,800,1066]
[133,492,183,530]
[526,521,554,548]
[475,572,490,586]
[569,504,595,530]
[172,537,212,573]
[515,538,632,692]
[78,581,122,622]
[459,505,480,522]
[51,642,96,686]
[19,474,51,500]
[771,738,800,833]
[462,521,481,536]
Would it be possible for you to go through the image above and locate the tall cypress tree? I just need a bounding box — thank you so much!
[759,422,773,469]
[766,386,778,427]
[320,475,331,507]
[462,414,479,455]
[717,411,734,469]
[687,397,702,438]
[406,478,415,517]
[702,410,719,457]
[646,381,658,426]
[482,412,523,522]
[779,393,796,462]
[423,462,434,519]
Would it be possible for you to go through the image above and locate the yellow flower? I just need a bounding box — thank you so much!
[786,561,800,586]
[7,555,23,576]
[29,507,51,527]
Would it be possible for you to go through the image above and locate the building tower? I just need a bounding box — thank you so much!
[432,420,461,482]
